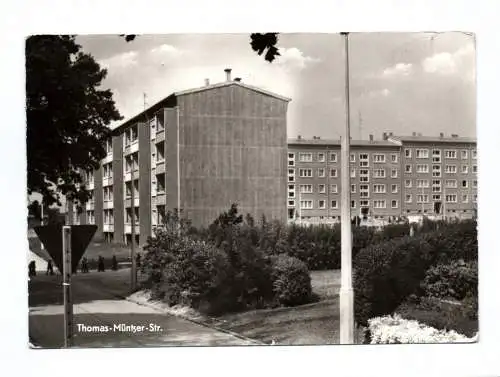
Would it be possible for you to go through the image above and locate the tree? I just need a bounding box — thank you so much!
[26,35,122,208]
[121,33,281,63]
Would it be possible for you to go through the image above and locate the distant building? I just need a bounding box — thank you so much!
[287,132,477,225]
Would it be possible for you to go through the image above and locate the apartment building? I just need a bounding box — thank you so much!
[72,69,290,245]
[288,132,477,224]
[288,135,402,223]
[388,133,477,219]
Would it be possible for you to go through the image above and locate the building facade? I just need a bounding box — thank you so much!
[71,69,290,245]
[288,133,477,224]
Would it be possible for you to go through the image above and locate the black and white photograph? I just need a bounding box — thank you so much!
[25,31,480,348]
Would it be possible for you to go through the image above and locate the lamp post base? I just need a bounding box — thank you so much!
[339,286,354,344]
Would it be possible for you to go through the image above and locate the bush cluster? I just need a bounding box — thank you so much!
[353,219,478,327]
[142,206,314,315]
[420,260,478,301]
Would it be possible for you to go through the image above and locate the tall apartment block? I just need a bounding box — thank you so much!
[72,69,290,245]
[288,132,477,224]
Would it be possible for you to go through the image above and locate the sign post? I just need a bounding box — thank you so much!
[62,226,73,348]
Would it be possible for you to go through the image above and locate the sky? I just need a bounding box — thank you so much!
[76,32,476,140]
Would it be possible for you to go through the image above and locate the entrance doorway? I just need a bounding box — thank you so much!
[434,201,442,215]
[288,208,295,220]
[361,207,369,220]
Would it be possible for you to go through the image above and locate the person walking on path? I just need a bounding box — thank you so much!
[111,255,118,271]
[46,260,54,276]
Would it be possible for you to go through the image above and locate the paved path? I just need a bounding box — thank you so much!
[29,271,259,348]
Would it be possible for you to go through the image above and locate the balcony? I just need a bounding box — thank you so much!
[102,176,113,187]
[155,160,165,175]
[155,130,165,143]
[123,140,139,155]
[103,200,114,209]
[156,192,166,206]
[85,201,95,211]
[124,170,139,182]
[103,224,114,232]
[125,196,140,207]
[124,224,140,234]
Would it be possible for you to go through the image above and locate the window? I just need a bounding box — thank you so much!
[405,148,412,158]
[300,200,313,209]
[156,114,165,132]
[391,184,398,193]
[405,164,412,173]
[374,169,386,178]
[462,165,469,174]
[299,168,313,178]
[472,150,477,159]
[103,162,113,178]
[405,179,412,188]
[330,184,338,193]
[288,200,295,207]
[432,180,441,193]
[288,153,294,160]
[473,180,478,188]
[445,179,457,188]
[156,142,165,162]
[318,152,325,162]
[391,154,398,163]
[417,179,429,188]
[405,194,412,203]
[330,153,337,162]
[330,168,338,178]
[446,194,458,203]
[373,184,386,194]
[432,165,442,177]
[318,200,326,209]
[125,182,132,198]
[472,165,477,174]
[318,184,326,193]
[461,150,468,159]
[416,149,429,159]
[462,180,468,188]
[445,150,457,159]
[331,200,338,209]
[391,200,398,209]
[373,200,386,209]
[416,164,429,174]
[432,194,441,201]
[103,186,114,202]
[104,209,114,224]
[351,184,356,193]
[351,200,356,209]
[288,169,295,176]
[350,153,356,162]
[445,165,457,174]
[373,154,386,163]
[288,184,295,198]
[318,168,325,178]
[124,125,138,146]
[432,149,441,163]
[86,210,95,225]
[473,194,477,202]
[299,152,313,162]
[156,173,165,193]
[359,169,369,183]
[350,168,356,178]
[462,194,469,203]
[391,168,398,178]
[360,184,369,198]
[359,153,369,167]
[106,139,113,154]
[417,195,429,203]
[300,184,313,194]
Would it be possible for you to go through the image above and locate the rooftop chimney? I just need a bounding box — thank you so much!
[389,132,393,136]
[383,132,387,140]
[369,134,374,142]
[440,132,444,138]
[412,132,417,137]
[418,133,423,137]
[297,135,302,140]
[451,134,459,138]
[224,68,232,82]
[234,77,242,82]
[204,78,210,86]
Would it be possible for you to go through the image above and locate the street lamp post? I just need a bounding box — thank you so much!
[339,32,354,344]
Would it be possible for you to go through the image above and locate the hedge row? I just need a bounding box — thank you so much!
[353,220,478,326]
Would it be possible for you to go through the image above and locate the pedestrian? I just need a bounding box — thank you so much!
[97,255,105,272]
[46,260,54,276]
[136,253,141,269]
[111,255,118,271]
[81,257,88,273]
[28,261,36,277]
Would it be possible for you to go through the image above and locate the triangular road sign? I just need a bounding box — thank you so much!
[33,225,97,273]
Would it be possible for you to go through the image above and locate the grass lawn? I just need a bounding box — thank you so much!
[210,269,365,345]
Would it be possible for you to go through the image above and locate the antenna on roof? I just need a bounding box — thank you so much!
[143,93,148,111]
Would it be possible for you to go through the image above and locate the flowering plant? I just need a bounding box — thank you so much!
[368,314,478,344]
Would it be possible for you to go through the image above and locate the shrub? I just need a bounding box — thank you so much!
[421,260,478,301]
[367,314,477,344]
[353,236,434,326]
[271,255,313,306]
[396,296,478,337]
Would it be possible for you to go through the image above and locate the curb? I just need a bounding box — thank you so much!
[118,291,266,346]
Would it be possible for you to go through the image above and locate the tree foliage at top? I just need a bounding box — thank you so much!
[26,35,122,207]
[121,33,281,62]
